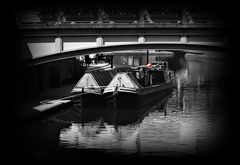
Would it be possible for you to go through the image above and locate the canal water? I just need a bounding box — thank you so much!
[9,53,232,162]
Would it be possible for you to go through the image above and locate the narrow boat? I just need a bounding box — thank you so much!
[103,61,174,108]
[71,66,132,108]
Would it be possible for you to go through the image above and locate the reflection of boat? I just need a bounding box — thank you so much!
[103,61,174,108]
[54,91,171,126]
[58,92,171,152]
[59,122,140,153]
[105,92,172,125]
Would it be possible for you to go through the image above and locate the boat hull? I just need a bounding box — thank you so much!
[72,93,106,108]
[105,83,173,108]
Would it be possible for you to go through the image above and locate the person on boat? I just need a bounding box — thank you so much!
[85,55,91,66]
[146,63,152,68]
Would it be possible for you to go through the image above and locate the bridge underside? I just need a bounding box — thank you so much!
[20,43,229,67]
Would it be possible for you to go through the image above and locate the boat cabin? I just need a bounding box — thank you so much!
[71,69,118,95]
[71,66,132,95]
[103,61,172,95]
[132,61,171,87]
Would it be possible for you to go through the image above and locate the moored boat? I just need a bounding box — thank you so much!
[71,67,132,108]
[71,69,117,107]
[103,61,174,108]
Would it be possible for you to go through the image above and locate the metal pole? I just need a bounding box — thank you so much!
[146,50,149,64]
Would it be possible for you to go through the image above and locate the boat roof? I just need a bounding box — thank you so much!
[106,72,142,90]
[73,68,119,91]
[91,69,118,86]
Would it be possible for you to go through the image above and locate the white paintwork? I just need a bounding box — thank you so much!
[27,43,55,58]
[74,73,99,89]
[63,42,96,51]
[104,73,139,94]
[34,100,71,112]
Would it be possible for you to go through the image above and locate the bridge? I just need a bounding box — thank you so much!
[20,42,230,67]
[16,1,231,65]
[17,22,230,67]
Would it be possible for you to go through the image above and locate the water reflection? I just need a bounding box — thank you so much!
[57,93,171,154]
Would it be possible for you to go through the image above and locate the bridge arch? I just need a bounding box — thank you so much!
[20,42,230,67]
